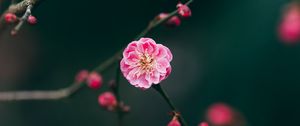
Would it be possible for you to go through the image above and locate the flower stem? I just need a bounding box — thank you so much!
[114,60,124,126]
[152,84,188,126]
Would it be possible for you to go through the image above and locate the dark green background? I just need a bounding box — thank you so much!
[0,0,299,126]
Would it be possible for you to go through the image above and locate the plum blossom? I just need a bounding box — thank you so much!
[120,38,172,89]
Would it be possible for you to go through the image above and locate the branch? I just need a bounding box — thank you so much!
[0,52,120,101]
[0,0,193,101]
[0,82,81,100]
[0,0,42,34]
[153,84,188,126]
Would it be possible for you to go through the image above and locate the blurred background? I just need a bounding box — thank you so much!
[0,0,300,126]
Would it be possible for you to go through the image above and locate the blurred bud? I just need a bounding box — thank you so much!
[98,92,117,110]
[166,16,181,27]
[156,13,181,27]
[87,72,102,89]
[27,15,37,25]
[119,101,130,113]
[4,13,17,23]
[75,70,89,83]
[168,116,181,126]
[177,2,192,18]
[206,103,233,125]
[198,122,209,126]
[278,3,300,43]
[10,30,17,36]
[108,80,116,89]
[122,105,130,113]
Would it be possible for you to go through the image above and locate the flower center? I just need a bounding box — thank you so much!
[138,53,155,72]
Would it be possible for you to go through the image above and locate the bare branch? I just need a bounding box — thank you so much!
[0,52,120,101]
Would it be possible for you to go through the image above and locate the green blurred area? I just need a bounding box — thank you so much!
[0,0,299,126]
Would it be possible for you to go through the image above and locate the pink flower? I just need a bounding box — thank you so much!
[75,69,89,83]
[198,122,209,126]
[98,92,117,110]
[120,38,173,89]
[87,72,103,89]
[168,118,181,126]
[278,3,300,43]
[206,103,233,125]
[177,3,192,18]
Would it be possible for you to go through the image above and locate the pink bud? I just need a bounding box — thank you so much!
[119,101,130,113]
[156,13,181,27]
[177,3,192,18]
[75,70,89,83]
[168,118,181,126]
[98,92,117,110]
[87,72,102,89]
[198,122,209,126]
[27,15,37,25]
[4,13,17,23]
[278,3,300,43]
[206,103,233,125]
[166,16,181,27]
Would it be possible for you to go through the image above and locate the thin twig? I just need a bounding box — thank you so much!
[0,0,42,35]
[153,84,189,126]
[0,53,120,101]
[11,4,32,35]
[114,61,125,126]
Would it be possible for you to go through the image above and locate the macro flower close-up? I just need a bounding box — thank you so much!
[120,38,172,89]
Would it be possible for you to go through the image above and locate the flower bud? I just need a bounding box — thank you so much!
[27,15,37,25]
[206,103,233,125]
[4,13,17,23]
[177,3,192,18]
[168,117,181,126]
[166,16,181,27]
[98,92,117,110]
[278,3,300,43]
[87,72,102,89]
[75,70,89,83]
[156,13,181,27]
[119,101,130,113]
[198,122,209,126]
